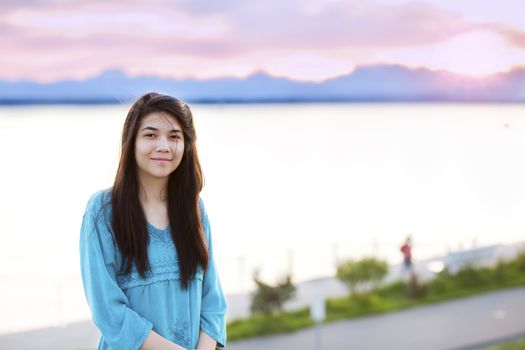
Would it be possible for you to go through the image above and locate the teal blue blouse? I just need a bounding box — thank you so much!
[79,189,227,350]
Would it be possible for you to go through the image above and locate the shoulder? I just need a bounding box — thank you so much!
[198,197,211,240]
[85,187,112,215]
[198,197,210,225]
[83,187,113,230]
[81,188,116,245]
[198,197,206,216]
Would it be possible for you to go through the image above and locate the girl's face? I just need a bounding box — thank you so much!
[135,112,185,181]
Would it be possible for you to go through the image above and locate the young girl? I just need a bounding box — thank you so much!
[80,93,227,350]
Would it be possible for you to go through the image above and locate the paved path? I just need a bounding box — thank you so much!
[227,286,525,350]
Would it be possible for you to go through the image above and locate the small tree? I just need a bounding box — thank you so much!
[336,259,361,295]
[336,257,388,295]
[250,272,296,315]
[407,273,428,299]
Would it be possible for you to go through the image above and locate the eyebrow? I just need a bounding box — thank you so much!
[141,126,182,133]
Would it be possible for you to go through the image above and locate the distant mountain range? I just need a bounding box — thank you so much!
[1,64,524,104]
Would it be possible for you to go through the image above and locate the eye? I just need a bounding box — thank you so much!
[171,134,181,140]
[144,133,156,138]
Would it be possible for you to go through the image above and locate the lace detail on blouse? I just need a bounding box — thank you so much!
[116,261,204,290]
[169,319,192,348]
[116,223,204,289]
[147,222,172,243]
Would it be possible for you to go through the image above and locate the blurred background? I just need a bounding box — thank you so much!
[1,1,524,349]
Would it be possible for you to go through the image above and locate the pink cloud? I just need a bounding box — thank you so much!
[0,0,523,81]
[482,23,525,49]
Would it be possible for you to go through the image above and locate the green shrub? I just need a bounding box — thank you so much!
[514,249,525,273]
[454,265,492,289]
[492,259,523,283]
[429,273,455,296]
[336,257,388,294]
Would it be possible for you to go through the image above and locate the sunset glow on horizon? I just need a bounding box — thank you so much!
[1,0,524,83]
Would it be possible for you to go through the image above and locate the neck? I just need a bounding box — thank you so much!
[137,172,169,204]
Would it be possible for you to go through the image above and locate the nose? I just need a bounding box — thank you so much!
[156,136,170,152]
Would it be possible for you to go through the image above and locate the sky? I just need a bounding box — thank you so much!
[1,0,524,82]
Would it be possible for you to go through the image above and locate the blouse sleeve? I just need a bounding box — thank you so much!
[80,209,153,350]
[199,201,228,348]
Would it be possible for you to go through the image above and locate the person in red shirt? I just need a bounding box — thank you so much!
[400,236,413,273]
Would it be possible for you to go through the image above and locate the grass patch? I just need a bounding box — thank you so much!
[227,307,314,340]
[482,337,525,350]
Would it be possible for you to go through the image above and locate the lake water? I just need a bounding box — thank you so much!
[0,103,524,334]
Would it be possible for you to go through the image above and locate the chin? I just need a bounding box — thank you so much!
[141,168,172,179]
[153,171,174,179]
[138,164,178,179]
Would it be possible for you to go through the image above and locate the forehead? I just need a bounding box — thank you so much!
[139,112,182,130]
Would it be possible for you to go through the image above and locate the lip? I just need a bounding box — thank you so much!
[151,157,173,162]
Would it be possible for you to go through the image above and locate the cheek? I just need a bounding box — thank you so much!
[134,148,142,166]
[135,141,150,156]
[134,145,150,166]
[174,142,185,156]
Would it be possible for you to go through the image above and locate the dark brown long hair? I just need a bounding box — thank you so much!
[111,92,208,289]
